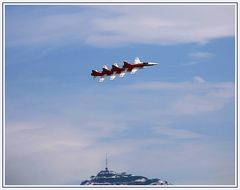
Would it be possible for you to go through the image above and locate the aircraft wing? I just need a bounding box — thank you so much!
[103,65,109,70]
[110,73,117,80]
[99,76,105,82]
[119,71,126,78]
[131,68,139,74]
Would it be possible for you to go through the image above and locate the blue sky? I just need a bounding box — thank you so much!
[5,4,236,186]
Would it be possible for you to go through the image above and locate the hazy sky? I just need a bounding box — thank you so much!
[5,4,236,186]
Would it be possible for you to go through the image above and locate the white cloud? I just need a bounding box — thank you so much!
[6,4,235,47]
[127,76,233,91]
[127,77,235,115]
[189,52,214,60]
[193,76,206,83]
[170,82,234,115]
[154,126,202,139]
[172,94,226,114]
[5,120,131,185]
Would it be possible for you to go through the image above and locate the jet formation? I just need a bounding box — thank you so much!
[91,57,159,82]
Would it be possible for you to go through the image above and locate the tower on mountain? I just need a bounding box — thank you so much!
[105,153,108,172]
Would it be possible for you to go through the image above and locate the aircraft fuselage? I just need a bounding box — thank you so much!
[91,70,104,77]
[102,68,113,76]
[112,65,126,74]
[123,62,154,72]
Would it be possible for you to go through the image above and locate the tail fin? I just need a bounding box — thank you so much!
[112,63,119,69]
[91,70,98,75]
[123,61,130,66]
[134,57,141,64]
[103,65,109,70]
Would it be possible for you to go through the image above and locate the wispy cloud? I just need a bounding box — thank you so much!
[193,76,206,83]
[6,5,235,47]
[189,52,214,60]
[126,76,234,114]
[5,120,131,185]
[183,51,214,66]
[127,76,232,91]
[154,126,202,139]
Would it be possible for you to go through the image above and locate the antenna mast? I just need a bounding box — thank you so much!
[105,153,108,171]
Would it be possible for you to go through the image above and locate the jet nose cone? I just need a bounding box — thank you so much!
[148,62,159,66]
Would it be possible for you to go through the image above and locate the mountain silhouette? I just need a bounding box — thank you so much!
[81,167,169,185]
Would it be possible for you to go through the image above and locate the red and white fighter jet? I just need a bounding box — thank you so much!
[123,57,159,74]
[91,65,113,82]
[91,57,159,82]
